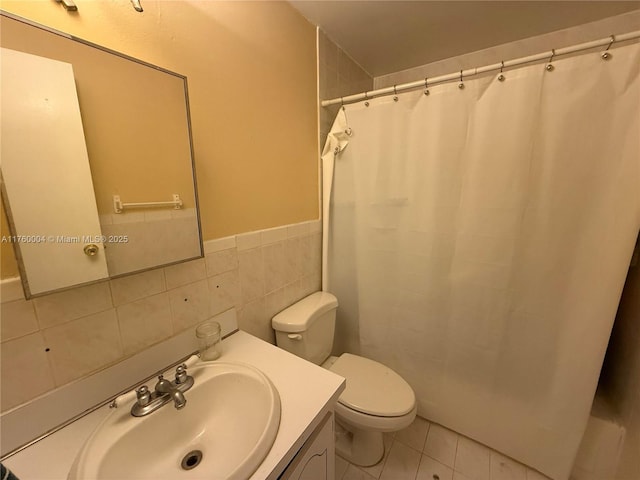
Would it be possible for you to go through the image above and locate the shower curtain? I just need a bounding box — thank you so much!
[322,43,640,480]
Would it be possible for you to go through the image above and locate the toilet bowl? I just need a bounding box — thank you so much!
[272,292,416,466]
[325,353,416,465]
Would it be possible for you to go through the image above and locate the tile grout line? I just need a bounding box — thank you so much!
[489,448,493,480]
[452,432,461,476]
[413,438,422,480]
[376,436,394,480]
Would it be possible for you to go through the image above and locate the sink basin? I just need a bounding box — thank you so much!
[68,361,281,480]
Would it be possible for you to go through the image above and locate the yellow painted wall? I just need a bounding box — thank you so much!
[0,0,319,244]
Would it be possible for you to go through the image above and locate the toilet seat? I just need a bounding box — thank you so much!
[329,353,415,417]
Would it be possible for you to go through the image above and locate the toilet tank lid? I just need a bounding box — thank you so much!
[272,291,338,333]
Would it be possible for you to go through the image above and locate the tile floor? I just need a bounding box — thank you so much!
[335,416,552,480]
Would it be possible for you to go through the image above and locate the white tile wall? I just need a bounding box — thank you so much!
[0,332,55,408]
[205,248,238,277]
[164,258,207,290]
[42,309,122,385]
[168,279,211,331]
[203,235,236,254]
[102,211,200,276]
[0,299,38,341]
[236,231,261,251]
[116,293,173,355]
[318,29,373,149]
[263,242,287,293]
[239,296,273,344]
[208,270,241,315]
[0,219,322,412]
[33,282,112,329]
[264,287,287,320]
[238,247,265,302]
[261,225,288,245]
[110,269,166,306]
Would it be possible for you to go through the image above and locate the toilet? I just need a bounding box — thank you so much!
[272,291,416,466]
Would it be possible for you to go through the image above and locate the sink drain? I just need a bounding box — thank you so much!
[181,450,203,470]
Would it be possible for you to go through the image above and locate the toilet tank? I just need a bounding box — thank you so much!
[271,292,338,365]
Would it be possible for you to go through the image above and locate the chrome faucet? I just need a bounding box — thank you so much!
[131,364,194,417]
[155,375,187,409]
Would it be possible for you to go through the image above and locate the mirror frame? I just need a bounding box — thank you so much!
[0,10,204,298]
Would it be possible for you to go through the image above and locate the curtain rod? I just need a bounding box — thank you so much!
[321,30,640,107]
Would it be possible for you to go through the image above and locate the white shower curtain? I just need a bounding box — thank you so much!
[322,43,640,480]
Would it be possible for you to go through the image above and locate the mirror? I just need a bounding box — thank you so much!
[0,12,203,297]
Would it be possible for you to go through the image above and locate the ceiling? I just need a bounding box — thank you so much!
[289,1,640,77]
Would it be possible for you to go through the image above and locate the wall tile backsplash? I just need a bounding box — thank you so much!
[0,219,321,412]
[318,29,373,149]
[1,332,55,407]
[43,309,123,385]
[101,208,201,277]
[0,299,38,342]
[33,282,113,329]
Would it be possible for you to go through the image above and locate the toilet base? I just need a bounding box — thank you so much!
[335,419,385,467]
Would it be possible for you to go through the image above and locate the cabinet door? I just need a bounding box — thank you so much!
[280,411,335,480]
[1,48,108,295]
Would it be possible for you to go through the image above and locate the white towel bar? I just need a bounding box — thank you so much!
[113,194,183,213]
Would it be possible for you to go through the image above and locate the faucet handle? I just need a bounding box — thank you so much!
[136,385,151,406]
[175,364,188,384]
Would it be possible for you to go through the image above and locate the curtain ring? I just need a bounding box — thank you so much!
[546,49,555,71]
[602,34,615,60]
[340,97,345,110]
[424,77,430,96]
[498,61,505,82]
[606,34,615,50]
[364,91,370,107]
[458,70,464,89]
[393,85,399,102]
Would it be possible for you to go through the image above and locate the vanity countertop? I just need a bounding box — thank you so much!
[3,331,346,480]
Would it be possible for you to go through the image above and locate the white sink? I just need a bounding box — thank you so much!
[68,361,281,480]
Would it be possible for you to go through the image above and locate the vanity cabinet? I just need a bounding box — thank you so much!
[279,411,335,480]
[1,331,345,480]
